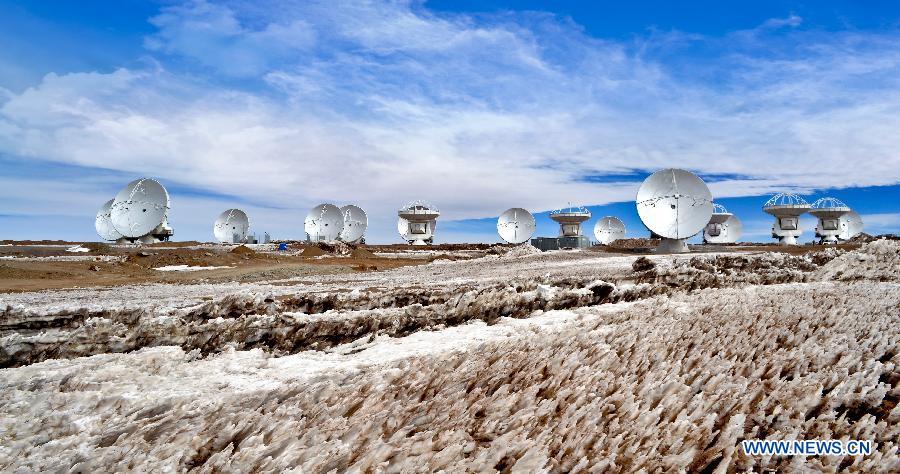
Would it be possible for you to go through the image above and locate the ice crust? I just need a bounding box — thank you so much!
[0,244,884,368]
[1,282,897,472]
[0,241,898,471]
[815,238,900,282]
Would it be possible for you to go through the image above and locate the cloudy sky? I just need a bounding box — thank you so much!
[1,0,899,243]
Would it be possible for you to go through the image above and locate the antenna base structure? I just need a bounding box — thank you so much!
[398,200,440,245]
[763,193,810,246]
[656,238,689,254]
[778,234,799,246]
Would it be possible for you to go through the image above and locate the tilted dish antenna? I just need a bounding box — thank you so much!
[810,197,851,244]
[636,168,713,253]
[838,210,864,241]
[95,199,124,242]
[110,178,171,243]
[213,209,250,243]
[763,192,810,245]
[339,205,368,243]
[497,208,536,244]
[397,200,439,245]
[593,216,626,245]
[304,203,344,242]
[703,203,742,244]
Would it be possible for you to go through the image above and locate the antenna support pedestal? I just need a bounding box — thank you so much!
[656,238,689,254]
[778,234,798,246]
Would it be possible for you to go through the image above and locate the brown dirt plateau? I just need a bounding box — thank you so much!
[0,243,426,293]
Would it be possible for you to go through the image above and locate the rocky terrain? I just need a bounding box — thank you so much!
[1,240,898,472]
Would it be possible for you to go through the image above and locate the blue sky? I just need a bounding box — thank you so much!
[1,1,899,243]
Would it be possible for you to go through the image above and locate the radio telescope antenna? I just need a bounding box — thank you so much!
[95,199,124,242]
[763,192,810,245]
[549,205,591,237]
[497,208,536,244]
[213,209,250,243]
[810,197,851,244]
[339,205,368,243]
[398,200,439,245]
[94,199,123,240]
[305,204,344,242]
[838,210,864,241]
[636,168,713,253]
[110,178,171,243]
[703,203,742,244]
[593,216,626,245]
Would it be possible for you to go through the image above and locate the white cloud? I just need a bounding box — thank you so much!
[760,14,803,30]
[145,1,315,76]
[1,1,900,241]
[859,212,900,235]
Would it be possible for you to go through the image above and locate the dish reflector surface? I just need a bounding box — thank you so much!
[724,215,743,241]
[593,216,626,245]
[305,204,344,242]
[110,178,170,238]
[839,210,864,240]
[705,214,743,243]
[497,208,535,244]
[636,169,712,240]
[95,199,124,241]
[397,216,411,241]
[214,209,250,243]
[339,205,368,242]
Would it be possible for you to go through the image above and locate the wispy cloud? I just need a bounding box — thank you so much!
[860,212,900,234]
[1,0,900,241]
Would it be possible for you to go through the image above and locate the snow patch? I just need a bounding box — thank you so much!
[153,265,235,272]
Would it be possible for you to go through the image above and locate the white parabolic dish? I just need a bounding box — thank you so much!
[839,210,864,240]
[305,204,344,242]
[213,209,250,243]
[593,216,626,245]
[397,216,411,241]
[719,214,743,242]
[339,205,368,243]
[95,199,124,241]
[497,208,536,244]
[636,169,713,240]
[110,178,170,238]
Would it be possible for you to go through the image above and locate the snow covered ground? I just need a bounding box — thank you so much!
[1,241,898,472]
[153,265,236,272]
